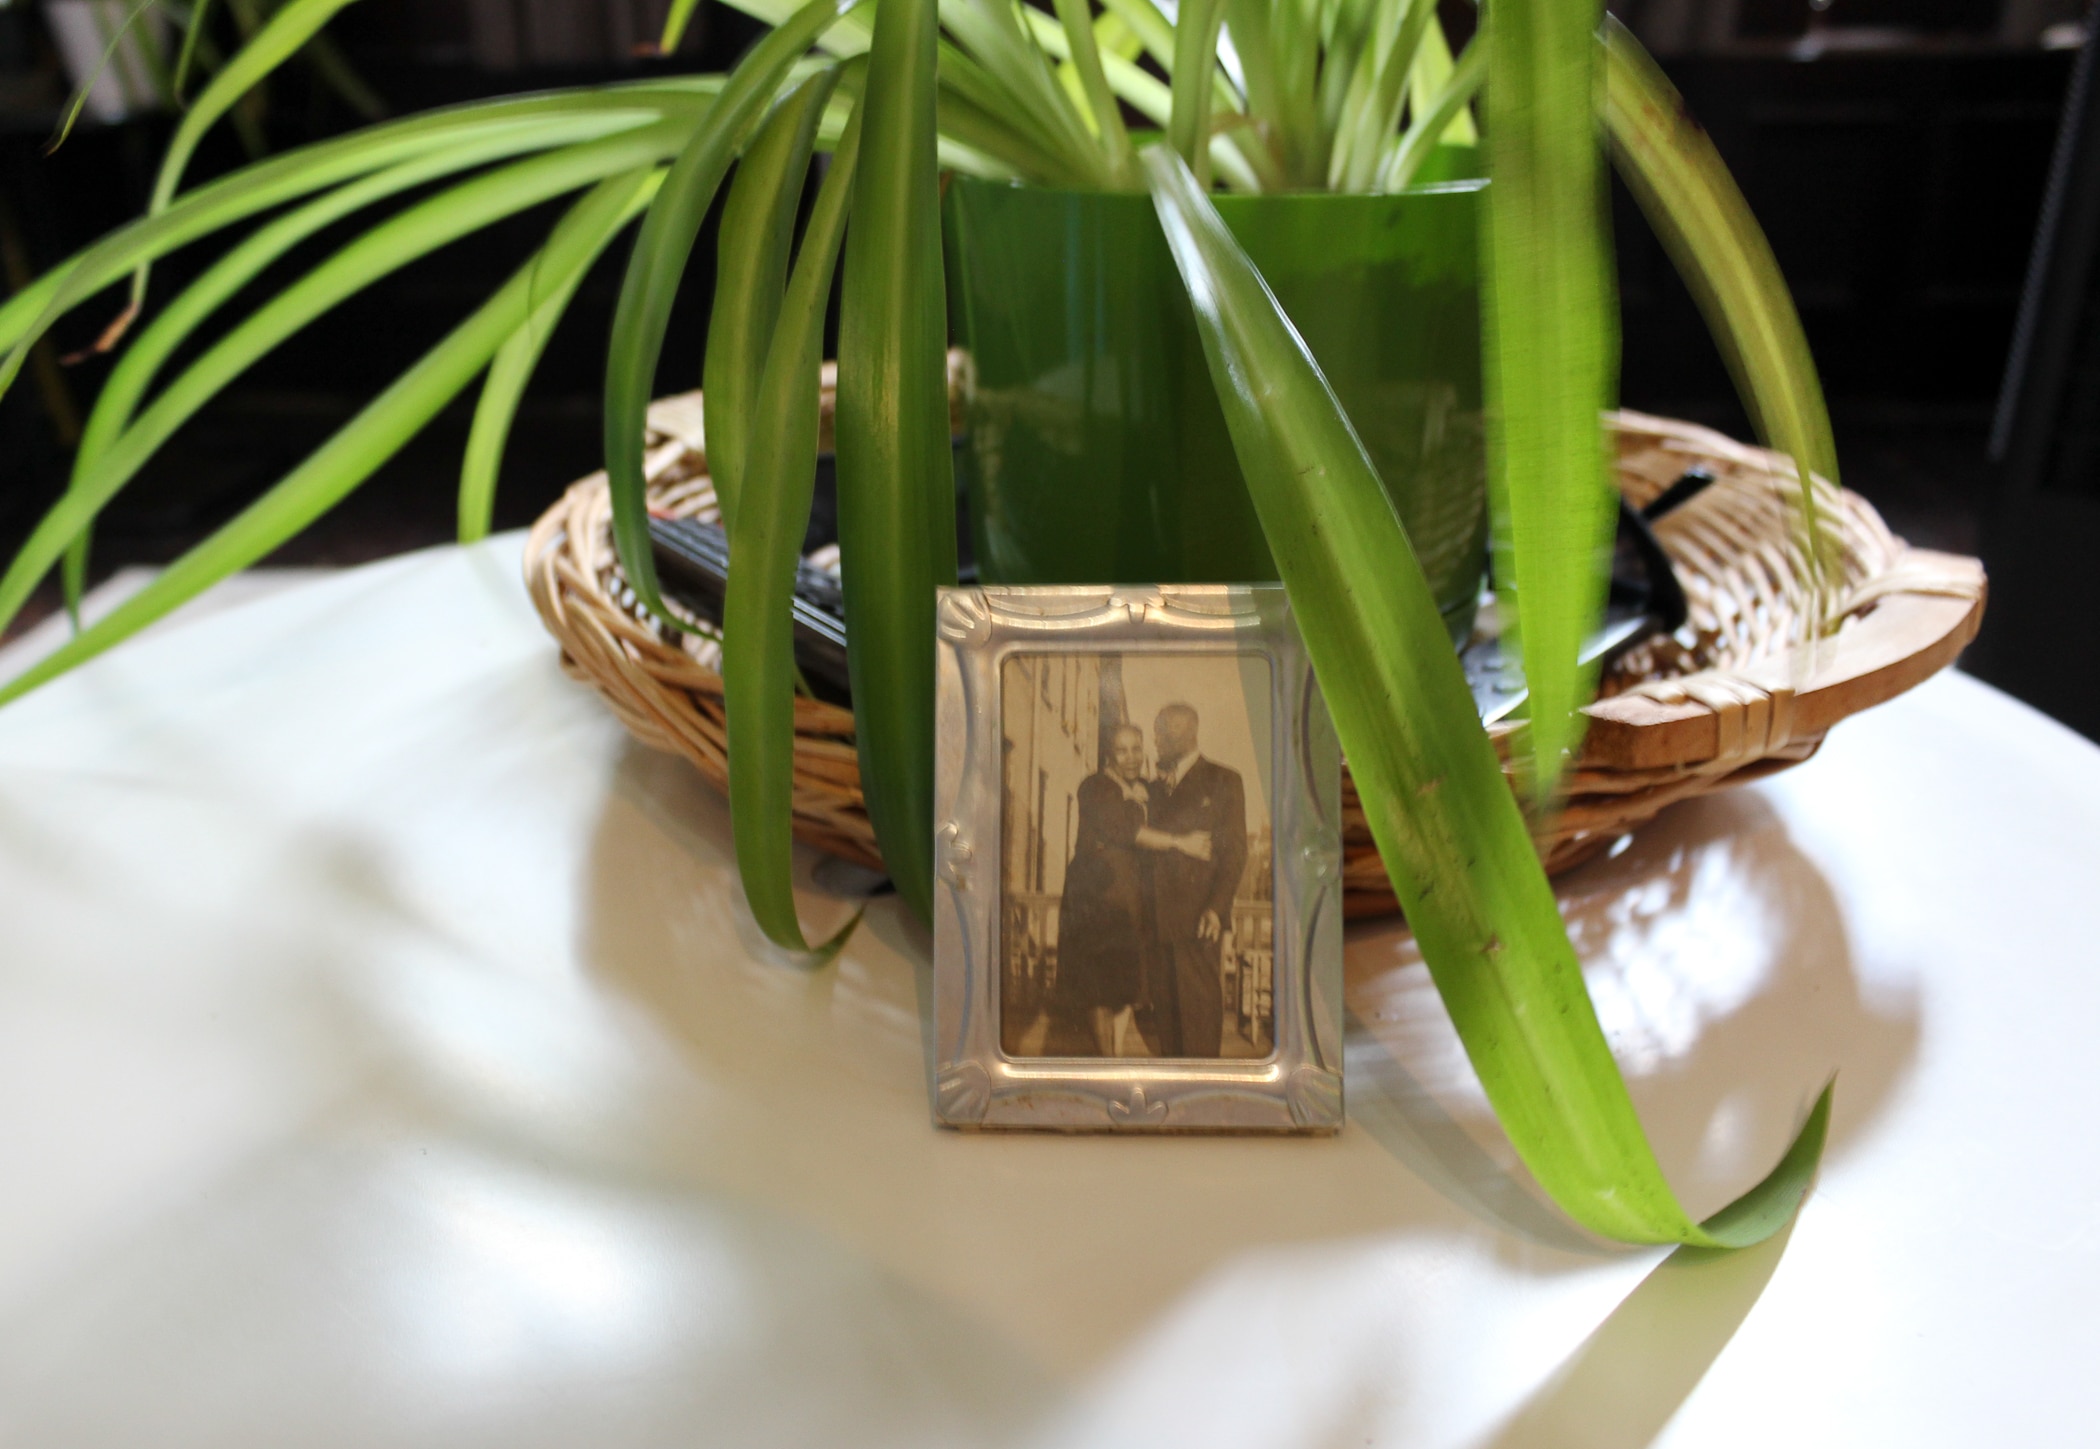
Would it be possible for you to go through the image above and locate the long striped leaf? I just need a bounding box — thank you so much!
[719,0,875,56]
[458,280,584,544]
[604,0,863,623]
[936,39,1085,171]
[151,0,366,209]
[1167,0,1227,184]
[725,101,864,954]
[1409,11,1476,144]
[1315,0,1378,139]
[1144,142,1829,1248]
[1375,31,1481,192]
[705,68,841,534]
[1481,0,1620,800]
[1261,0,1326,184]
[120,0,371,330]
[1083,0,1244,120]
[827,62,1014,182]
[1019,8,1262,191]
[173,0,218,99]
[48,0,165,154]
[459,170,665,542]
[1096,0,1176,70]
[836,0,955,924]
[1053,0,1136,185]
[57,110,628,609]
[64,116,626,528]
[1023,8,1172,123]
[936,83,1085,182]
[1602,16,1836,604]
[661,0,705,51]
[0,120,691,637]
[0,173,652,706]
[1329,0,1434,192]
[940,0,1103,184]
[0,87,714,392]
[1223,0,1281,133]
[1093,9,1145,62]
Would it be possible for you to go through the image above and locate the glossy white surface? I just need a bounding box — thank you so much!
[0,537,2094,1448]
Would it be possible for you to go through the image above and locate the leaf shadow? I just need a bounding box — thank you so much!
[1478,1219,1797,1449]
[1344,786,1919,1256]
[1344,1030,1607,1254]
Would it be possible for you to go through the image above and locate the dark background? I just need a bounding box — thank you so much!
[1,0,2091,732]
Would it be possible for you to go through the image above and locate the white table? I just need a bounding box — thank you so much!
[1,538,2094,1448]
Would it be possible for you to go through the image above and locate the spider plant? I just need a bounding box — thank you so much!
[48,0,386,158]
[0,0,1839,1246]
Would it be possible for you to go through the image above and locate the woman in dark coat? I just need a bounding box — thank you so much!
[1058,725,1211,1055]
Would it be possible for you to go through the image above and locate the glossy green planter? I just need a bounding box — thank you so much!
[943,164,1488,637]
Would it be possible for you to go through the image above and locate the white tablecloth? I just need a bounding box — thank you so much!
[1,537,2094,1448]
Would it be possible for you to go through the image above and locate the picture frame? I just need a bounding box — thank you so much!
[931,583,1344,1133]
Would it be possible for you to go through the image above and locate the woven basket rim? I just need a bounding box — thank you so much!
[525,392,1985,915]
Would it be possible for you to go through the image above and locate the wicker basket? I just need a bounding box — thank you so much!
[525,371,1985,918]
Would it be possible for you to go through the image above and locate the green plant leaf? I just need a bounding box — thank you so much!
[935,39,1074,170]
[0,172,652,707]
[1222,0,1280,134]
[48,0,163,155]
[0,119,692,638]
[725,97,863,955]
[1020,6,1261,190]
[1410,10,1476,145]
[1208,0,1293,190]
[460,169,667,543]
[940,0,1103,183]
[457,271,585,544]
[0,86,716,393]
[1143,141,1828,1248]
[1375,29,1481,192]
[1601,16,1836,605]
[173,0,219,100]
[706,67,842,535]
[115,0,372,336]
[1093,7,1145,61]
[1329,0,1434,193]
[213,0,271,159]
[63,114,633,534]
[1480,0,1619,801]
[1098,0,1177,70]
[1018,0,1204,118]
[1082,0,1246,123]
[935,82,1082,182]
[1167,0,1226,184]
[1315,0,1379,139]
[1254,0,1324,184]
[604,0,865,624]
[718,0,875,56]
[661,0,705,51]
[835,0,955,924]
[1053,0,1136,184]
[157,0,368,193]
[53,108,632,616]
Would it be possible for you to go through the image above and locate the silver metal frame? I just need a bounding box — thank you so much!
[932,584,1343,1133]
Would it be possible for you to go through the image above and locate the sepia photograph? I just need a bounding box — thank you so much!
[933,582,1341,1132]
[999,650,1275,1060]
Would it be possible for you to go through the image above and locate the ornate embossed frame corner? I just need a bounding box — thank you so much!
[932,584,1344,1134]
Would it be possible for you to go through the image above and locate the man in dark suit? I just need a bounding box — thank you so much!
[1143,703,1247,1058]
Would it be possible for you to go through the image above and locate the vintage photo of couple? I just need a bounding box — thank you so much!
[1001,652,1276,1060]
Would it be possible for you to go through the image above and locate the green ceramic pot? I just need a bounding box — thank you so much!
[943,157,1488,638]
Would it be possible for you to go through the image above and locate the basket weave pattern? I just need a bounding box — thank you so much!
[526,388,1984,918]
